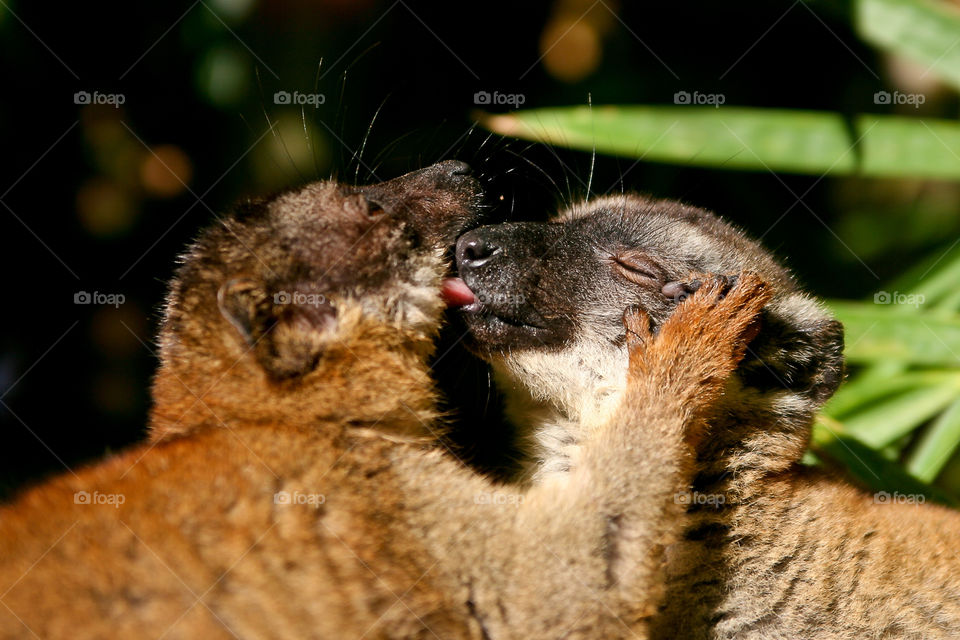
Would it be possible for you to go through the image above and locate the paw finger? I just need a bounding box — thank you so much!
[623,305,652,350]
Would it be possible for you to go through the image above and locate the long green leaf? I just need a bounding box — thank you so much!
[829,301,960,365]
[905,397,960,481]
[906,250,960,310]
[886,243,960,301]
[812,419,956,506]
[824,370,960,418]
[856,0,960,92]
[480,107,960,179]
[842,380,960,447]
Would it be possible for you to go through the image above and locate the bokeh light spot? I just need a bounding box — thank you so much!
[140,144,193,198]
[76,178,138,237]
[196,45,250,107]
[540,18,601,83]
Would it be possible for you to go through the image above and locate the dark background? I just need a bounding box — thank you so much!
[1,0,955,496]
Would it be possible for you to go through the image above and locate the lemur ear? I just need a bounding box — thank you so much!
[217,278,264,342]
[739,293,845,407]
[217,278,337,380]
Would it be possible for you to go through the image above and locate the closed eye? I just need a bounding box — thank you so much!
[611,251,663,284]
[614,258,657,280]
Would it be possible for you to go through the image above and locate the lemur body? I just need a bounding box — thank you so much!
[454,193,960,639]
[0,168,765,639]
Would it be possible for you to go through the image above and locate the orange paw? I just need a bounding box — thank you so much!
[623,272,772,405]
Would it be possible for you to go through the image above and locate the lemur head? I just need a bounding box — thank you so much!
[151,160,483,438]
[452,194,844,473]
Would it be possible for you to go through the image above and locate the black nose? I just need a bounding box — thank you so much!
[456,230,501,270]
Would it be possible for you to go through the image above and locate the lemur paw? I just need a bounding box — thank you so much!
[625,272,771,406]
[665,271,769,367]
[623,305,652,354]
[661,274,739,303]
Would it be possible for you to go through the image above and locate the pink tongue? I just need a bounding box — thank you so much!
[441,277,476,307]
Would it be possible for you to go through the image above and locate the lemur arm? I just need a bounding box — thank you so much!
[407,273,770,639]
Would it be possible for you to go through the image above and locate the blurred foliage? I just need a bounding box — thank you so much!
[6,0,960,503]
[480,0,960,504]
[818,244,960,504]
[482,107,960,178]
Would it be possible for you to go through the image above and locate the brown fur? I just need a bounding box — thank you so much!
[455,193,960,639]
[0,165,767,639]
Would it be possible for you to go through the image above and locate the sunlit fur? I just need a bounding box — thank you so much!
[465,192,960,639]
[0,167,765,640]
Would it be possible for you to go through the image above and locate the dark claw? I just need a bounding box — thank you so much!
[662,274,739,303]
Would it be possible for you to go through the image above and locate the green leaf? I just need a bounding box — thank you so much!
[842,380,960,447]
[886,243,960,300]
[904,249,960,311]
[856,0,960,92]
[812,419,956,506]
[828,301,960,366]
[824,370,959,418]
[935,288,960,314]
[905,398,960,481]
[480,107,960,179]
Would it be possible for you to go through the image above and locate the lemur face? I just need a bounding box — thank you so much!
[452,194,843,413]
[166,160,484,380]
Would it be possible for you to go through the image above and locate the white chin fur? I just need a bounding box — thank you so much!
[492,336,629,483]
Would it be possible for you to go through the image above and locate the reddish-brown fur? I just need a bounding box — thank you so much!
[0,162,770,638]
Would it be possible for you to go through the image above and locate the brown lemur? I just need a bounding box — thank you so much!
[452,193,960,639]
[0,163,768,639]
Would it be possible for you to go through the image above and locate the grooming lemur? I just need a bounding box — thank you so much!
[453,193,960,639]
[0,165,767,639]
